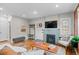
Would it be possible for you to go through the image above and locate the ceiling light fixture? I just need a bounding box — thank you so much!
[33,11,38,15]
[56,4,59,8]
[22,14,26,17]
[0,8,3,11]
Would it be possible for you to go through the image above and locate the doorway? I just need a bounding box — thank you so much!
[29,24,35,40]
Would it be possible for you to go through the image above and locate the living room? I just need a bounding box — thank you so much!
[0,3,79,55]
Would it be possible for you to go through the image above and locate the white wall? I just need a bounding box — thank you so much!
[0,12,74,42]
[28,12,74,41]
[78,11,79,35]
[0,15,29,42]
[0,16,9,41]
[11,16,29,40]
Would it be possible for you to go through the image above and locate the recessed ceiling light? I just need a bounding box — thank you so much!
[3,14,7,17]
[0,8,3,11]
[56,5,59,8]
[22,14,26,17]
[33,11,38,15]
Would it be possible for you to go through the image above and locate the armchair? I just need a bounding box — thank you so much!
[58,36,73,47]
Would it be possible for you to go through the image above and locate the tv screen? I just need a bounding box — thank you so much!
[45,21,57,28]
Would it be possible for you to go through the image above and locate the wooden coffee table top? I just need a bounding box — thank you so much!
[25,40,59,53]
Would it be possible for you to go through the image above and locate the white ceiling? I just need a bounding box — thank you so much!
[0,3,77,19]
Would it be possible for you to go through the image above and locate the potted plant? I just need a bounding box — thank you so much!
[71,36,79,48]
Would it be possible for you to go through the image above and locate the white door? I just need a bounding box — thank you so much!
[0,17,9,41]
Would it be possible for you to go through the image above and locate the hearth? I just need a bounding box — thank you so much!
[46,34,55,44]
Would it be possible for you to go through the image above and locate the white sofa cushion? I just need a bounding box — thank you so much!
[58,40,69,46]
[58,36,74,47]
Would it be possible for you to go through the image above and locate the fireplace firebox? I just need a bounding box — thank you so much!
[46,34,55,44]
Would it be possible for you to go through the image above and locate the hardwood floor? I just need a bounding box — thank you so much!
[66,45,76,55]
[0,40,10,45]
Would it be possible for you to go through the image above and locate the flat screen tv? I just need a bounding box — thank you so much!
[45,21,57,28]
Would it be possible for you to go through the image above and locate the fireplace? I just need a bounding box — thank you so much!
[44,28,59,44]
[46,34,55,44]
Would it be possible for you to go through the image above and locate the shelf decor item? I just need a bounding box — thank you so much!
[36,23,42,28]
[39,23,42,27]
[71,36,79,48]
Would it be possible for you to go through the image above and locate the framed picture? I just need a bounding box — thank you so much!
[21,25,26,32]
